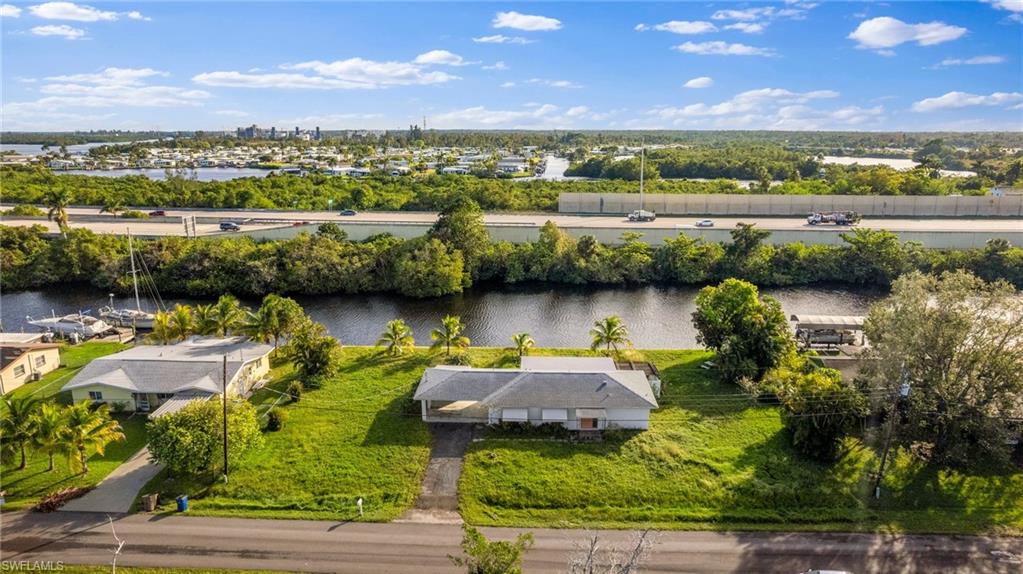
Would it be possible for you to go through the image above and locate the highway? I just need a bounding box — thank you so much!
[2,511,1020,573]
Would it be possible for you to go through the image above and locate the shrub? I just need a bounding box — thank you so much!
[120,210,150,219]
[266,409,287,431]
[287,381,303,402]
[3,204,45,217]
[110,401,130,414]
[444,352,473,366]
[34,486,92,512]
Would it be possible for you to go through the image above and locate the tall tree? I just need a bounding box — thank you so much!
[589,316,630,355]
[243,294,304,351]
[149,311,174,344]
[45,188,72,237]
[61,401,125,474]
[192,304,218,336]
[169,304,194,342]
[511,333,535,357]
[859,271,1023,466]
[32,402,68,472]
[285,318,342,382]
[147,400,262,477]
[429,197,490,282]
[0,396,41,470]
[211,294,245,336]
[377,319,415,357]
[431,315,470,356]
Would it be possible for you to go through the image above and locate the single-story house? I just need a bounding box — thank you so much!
[413,356,659,430]
[61,336,273,417]
[0,343,61,394]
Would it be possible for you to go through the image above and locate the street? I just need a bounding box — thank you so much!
[2,512,1021,573]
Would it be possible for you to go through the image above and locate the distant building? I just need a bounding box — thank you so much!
[1,342,61,395]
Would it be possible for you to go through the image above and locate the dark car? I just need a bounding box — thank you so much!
[219,221,241,232]
[148,210,167,217]
[339,209,358,216]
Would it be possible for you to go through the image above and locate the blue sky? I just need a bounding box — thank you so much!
[1,1,1021,131]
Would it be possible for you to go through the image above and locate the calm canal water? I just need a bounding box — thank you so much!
[0,284,882,348]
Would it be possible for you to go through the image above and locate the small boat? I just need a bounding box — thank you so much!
[99,229,161,330]
[27,312,113,338]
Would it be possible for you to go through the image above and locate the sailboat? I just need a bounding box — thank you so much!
[27,311,113,338]
[99,229,162,329]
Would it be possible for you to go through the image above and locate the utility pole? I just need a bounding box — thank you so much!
[638,138,645,212]
[222,354,229,483]
[874,371,910,499]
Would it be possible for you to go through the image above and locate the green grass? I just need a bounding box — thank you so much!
[0,414,148,511]
[6,341,129,403]
[459,349,1023,535]
[145,347,434,521]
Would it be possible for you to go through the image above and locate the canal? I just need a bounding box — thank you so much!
[1,284,883,348]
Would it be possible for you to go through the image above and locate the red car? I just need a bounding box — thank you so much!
[148,210,167,217]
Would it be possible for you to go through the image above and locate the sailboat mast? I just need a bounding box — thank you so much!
[638,139,645,212]
[128,228,141,311]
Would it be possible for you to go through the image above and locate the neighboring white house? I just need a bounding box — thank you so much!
[61,337,273,417]
[0,342,61,394]
[413,356,659,431]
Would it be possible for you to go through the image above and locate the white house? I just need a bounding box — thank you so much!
[61,337,272,417]
[0,342,61,395]
[413,356,658,431]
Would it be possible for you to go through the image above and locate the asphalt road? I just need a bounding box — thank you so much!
[2,206,1018,238]
[2,512,1021,573]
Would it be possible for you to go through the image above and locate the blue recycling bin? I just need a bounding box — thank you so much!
[176,495,189,512]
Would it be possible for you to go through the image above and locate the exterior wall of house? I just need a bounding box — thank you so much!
[476,405,651,430]
[605,408,651,430]
[70,385,136,410]
[0,347,61,395]
[230,356,271,396]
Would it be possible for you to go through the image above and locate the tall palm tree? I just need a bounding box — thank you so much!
[149,311,174,344]
[99,197,125,216]
[45,188,72,237]
[192,304,218,336]
[430,315,470,356]
[0,396,41,470]
[377,319,415,357]
[212,294,244,337]
[243,294,303,352]
[511,333,535,357]
[589,315,631,356]
[61,401,125,475]
[32,402,67,471]
[169,304,194,342]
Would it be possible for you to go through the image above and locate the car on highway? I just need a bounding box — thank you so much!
[339,209,358,216]
[801,570,853,574]
[148,210,167,217]
[627,209,656,222]
[695,219,715,227]
[219,221,241,232]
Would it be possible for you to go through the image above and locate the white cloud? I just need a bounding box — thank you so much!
[936,55,1006,67]
[984,0,1023,21]
[848,17,967,52]
[911,91,1023,112]
[635,20,717,34]
[712,7,774,21]
[195,56,460,90]
[673,41,775,57]
[27,2,150,22]
[725,22,766,34]
[500,81,516,88]
[482,61,508,71]
[47,67,167,84]
[413,50,470,66]
[684,76,714,89]
[565,106,589,117]
[213,109,249,117]
[30,24,86,39]
[126,10,150,21]
[472,34,533,44]
[1,3,22,17]
[526,78,582,88]
[492,11,562,32]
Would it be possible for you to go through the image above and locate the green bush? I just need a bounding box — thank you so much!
[266,409,286,432]
[119,210,149,219]
[287,381,303,403]
[2,204,45,217]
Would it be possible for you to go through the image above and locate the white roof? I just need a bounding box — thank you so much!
[520,356,616,371]
[0,333,45,345]
[790,315,866,330]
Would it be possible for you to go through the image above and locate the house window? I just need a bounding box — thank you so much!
[34,355,47,368]
[88,391,104,400]
[13,365,26,377]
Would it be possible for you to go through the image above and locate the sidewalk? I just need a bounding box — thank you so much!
[61,447,162,514]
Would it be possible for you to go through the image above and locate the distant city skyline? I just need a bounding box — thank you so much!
[1,1,1021,132]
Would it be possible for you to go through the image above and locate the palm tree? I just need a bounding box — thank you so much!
[169,304,194,342]
[32,402,67,471]
[0,396,41,470]
[243,294,304,352]
[192,304,218,336]
[211,294,244,336]
[430,315,470,356]
[377,319,415,356]
[61,401,125,475]
[511,333,535,357]
[45,188,72,237]
[589,316,631,356]
[149,311,174,344]
[99,197,125,217]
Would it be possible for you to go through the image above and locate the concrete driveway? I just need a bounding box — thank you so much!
[398,423,473,524]
[61,447,162,514]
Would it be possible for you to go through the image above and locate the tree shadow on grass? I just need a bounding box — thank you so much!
[360,391,431,447]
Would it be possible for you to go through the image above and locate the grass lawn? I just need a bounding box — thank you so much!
[145,347,433,521]
[459,349,1023,535]
[2,341,140,511]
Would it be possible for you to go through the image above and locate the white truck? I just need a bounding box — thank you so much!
[807,211,861,226]
[628,209,657,222]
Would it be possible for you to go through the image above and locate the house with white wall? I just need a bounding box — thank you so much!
[0,342,61,394]
[414,357,658,431]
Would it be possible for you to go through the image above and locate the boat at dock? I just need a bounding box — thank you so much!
[27,312,113,338]
[98,229,162,329]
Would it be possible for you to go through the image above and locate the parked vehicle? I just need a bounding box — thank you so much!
[339,209,358,216]
[695,219,715,227]
[807,211,861,226]
[148,210,166,217]
[219,221,241,231]
[628,209,656,222]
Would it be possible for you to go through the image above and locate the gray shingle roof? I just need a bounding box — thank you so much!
[413,367,521,401]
